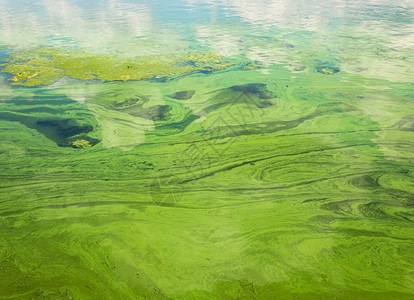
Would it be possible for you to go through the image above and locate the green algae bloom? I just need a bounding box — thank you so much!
[1,0,414,298]
[0,47,237,87]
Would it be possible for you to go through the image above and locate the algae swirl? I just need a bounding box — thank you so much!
[1,63,413,298]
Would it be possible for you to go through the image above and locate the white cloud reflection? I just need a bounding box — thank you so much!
[0,0,157,53]
[187,0,414,29]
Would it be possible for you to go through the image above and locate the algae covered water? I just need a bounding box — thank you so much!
[0,0,414,299]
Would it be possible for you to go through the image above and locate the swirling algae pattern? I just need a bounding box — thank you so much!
[0,45,413,299]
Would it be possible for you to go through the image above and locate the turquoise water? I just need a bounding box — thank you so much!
[0,1,414,299]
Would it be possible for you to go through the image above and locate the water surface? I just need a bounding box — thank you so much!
[0,0,414,299]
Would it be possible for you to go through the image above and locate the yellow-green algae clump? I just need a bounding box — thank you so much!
[0,47,236,87]
[69,139,93,149]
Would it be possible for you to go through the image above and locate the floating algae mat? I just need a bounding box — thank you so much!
[1,0,414,299]
[0,47,238,86]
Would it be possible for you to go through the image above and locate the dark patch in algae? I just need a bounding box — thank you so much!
[36,119,100,148]
[169,90,196,100]
[37,119,93,138]
[129,105,172,121]
[230,83,276,99]
[315,62,340,75]
[113,97,143,109]
[0,112,100,149]
[258,100,275,108]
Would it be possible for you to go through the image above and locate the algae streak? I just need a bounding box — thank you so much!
[0,47,237,87]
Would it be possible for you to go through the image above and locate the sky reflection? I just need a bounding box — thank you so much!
[1,0,412,50]
[0,0,413,82]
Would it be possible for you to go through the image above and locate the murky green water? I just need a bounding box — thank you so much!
[0,0,413,299]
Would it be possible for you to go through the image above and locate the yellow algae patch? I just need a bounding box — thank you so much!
[71,139,92,149]
[27,72,39,79]
[0,47,239,87]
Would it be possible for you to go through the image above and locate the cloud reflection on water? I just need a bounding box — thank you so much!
[0,0,155,52]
